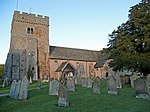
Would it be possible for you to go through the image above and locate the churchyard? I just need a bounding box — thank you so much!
[0,79,150,112]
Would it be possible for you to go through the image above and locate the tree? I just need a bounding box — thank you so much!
[108,0,150,76]
[0,64,5,79]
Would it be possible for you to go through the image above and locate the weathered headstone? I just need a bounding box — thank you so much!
[75,76,82,85]
[19,76,29,100]
[19,50,26,80]
[36,78,41,89]
[147,74,150,88]
[134,78,150,100]
[58,80,69,107]
[108,76,118,95]
[2,79,6,88]
[67,77,75,91]
[87,77,93,88]
[115,75,122,88]
[93,77,100,94]
[12,53,20,80]
[130,75,140,88]
[49,79,59,95]
[82,77,87,87]
[14,80,21,99]
[9,80,17,98]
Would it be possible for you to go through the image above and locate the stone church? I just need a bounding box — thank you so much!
[3,11,109,81]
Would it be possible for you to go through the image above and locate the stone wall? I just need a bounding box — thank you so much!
[4,11,50,81]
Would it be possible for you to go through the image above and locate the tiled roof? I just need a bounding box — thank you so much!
[50,46,99,61]
[55,62,76,72]
[94,51,110,68]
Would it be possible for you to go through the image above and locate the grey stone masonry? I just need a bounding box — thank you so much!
[19,76,29,100]
[49,79,59,95]
[67,77,75,91]
[134,78,150,100]
[93,77,100,94]
[108,75,118,95]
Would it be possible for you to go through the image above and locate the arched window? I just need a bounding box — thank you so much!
[27,27,34,34]
[31,28,33,34]
[27,27,30,34]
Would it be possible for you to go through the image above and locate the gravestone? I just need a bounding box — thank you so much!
[58,80,69,107]
[130,75,140,88]
[67,77,75,91]
[134,78,150,100]
[9,80,17,98]
[82,77,87,87]
[19,76,29,100]
[147,74,150,88]
[2,79,6,88]
[75,76,82,85]
[36,78,41,89]
[93,77,100,94]
[3,53,12,81]
[115,75,122,88]
[87,77,93,88]
[12,53,20,80]
[108,76,118,95]
[14,80,21,99]
[49,79,59,95]
[20,50,26,80]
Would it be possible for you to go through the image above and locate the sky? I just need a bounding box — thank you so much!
[0,0,140,64]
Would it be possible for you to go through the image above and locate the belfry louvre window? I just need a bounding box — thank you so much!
[27,27,34,34]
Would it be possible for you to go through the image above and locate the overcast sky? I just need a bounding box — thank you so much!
[0,0,140,64]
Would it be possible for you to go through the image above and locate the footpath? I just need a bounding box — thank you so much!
[0,85,48,97]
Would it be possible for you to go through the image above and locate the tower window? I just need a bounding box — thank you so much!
[31,28,33,34]
[27,27,30,34]
[27,27,34,34]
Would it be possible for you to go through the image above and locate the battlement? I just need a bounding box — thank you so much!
[13,11,49,26]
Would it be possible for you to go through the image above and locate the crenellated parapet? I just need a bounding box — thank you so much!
[13,11,49,26]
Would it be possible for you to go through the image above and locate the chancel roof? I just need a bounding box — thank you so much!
[50,46,99,62]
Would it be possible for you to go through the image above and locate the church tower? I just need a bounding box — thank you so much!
[7,11,50,80]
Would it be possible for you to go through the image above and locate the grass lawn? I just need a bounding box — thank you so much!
[0,81,48,94]
[0,79,149,112]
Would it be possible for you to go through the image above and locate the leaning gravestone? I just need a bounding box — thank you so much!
[14,80,21,99]
[82,77,87,87]
[134,78,150,100]
[19,76,29,100]
[93,77,100,94]
[115,75,122,88]
[67,77,75,91]
[49,79,59,95]
[58,80,69,107]
[9,80,17,98]
[130,75,140,88]
[108,75,118,95]
[87,77,93,88]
